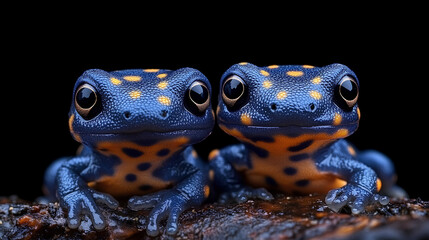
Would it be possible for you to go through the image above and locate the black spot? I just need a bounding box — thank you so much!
[289,153,310,162]
[156,148,170,157]
[122,148,144,158]
[125,173,137,182]
[248,136,275,143]
[139,185,153,191]
[265,176,278,187]
[133,139,157,146]
[288,140,313,152]
[283,167,297,175]
[295,179,310,187]
[137,162,151,171]
[246,144,269,158]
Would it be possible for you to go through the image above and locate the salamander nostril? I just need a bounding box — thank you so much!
[270,103,277,111]
[124,111,132,119]
[160,110,168,118]
[309,103,316,112]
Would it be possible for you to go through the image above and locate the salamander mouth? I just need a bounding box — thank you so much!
[77,128,213,145]
[218,122,358,138]
[218,121,358,130]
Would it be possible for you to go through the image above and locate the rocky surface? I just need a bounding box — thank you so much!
[1,194,428,239]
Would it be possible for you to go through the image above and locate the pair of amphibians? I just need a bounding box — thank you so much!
[44,63,402,236]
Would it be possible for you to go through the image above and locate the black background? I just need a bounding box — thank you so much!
[2,7,427,201]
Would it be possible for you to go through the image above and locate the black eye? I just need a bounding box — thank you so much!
[75,83,102,120]
[222,75,248,111]
[185,81,210,116]
[336,75,359,108]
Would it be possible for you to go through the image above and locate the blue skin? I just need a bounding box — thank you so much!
[44,68,214,236]
[211,63,402,214]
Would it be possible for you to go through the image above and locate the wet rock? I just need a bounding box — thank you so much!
[0,194,428,239]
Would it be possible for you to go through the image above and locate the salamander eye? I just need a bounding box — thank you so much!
[336,75,359,108]
[75,83,102,120]
[222,75,248,111]
[185,81,210,116]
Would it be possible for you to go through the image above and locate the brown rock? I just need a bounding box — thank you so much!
[1,194,428,239]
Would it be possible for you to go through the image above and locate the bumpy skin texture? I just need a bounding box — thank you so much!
[44,68,214,236]
[210,63,398,214]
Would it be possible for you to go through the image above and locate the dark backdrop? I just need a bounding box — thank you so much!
[2,12,427,201]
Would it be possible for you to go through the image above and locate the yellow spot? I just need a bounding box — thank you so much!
[276,91,287,100]
[209,169,215,181]
[157,81,168,89]
[262,80,272,89]
[208,149,220,161]
[157,73,168,79]
[268,65,279,69]
[129,90,142,99]
[123,76,142,82]
[312,76,321,84]
[143,69,159,73]
[376,179,382,192]
[239,62,248,65]
[347,145,356,156]
[333,113,342,126]
[204,185,210,198]
[158,95,171,106]
[287,71,304,77]
[68,114,81,142]
[302,65,315,68]
[260,70,270,76]
[309,90,322,100]
[334,128,349,138]
[110,77,122,85]
[240,113,252,125]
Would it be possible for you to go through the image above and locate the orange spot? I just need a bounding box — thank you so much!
[240,113,252,125]
[110,77,122,85]
[334,128,349,138]
[333,113,342,126]
[209,169,215,181]
[347,145,357,156]
[208,149,220,161]
[158,96,171,105]
[287,71,304,77]
[68,114,81,142]
[129,90,142,99]
[157,81,168,89]
[123,76,142,82]
[309,90,322,100]
[143,69,159,73]
[376,178,382,191]
[302,65,315,68]
[204,185,210,198]
[277,91,287,100]
[357,107,361,120]
[262,80,272,89]
[157,73,168,79]
[268,65,279,69]
[312,76,321,84]
[260,70,270,76]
